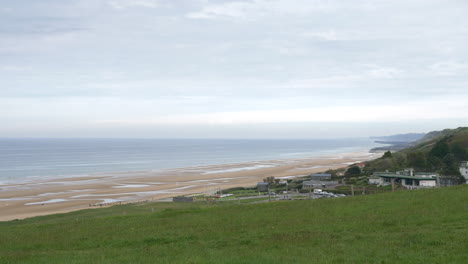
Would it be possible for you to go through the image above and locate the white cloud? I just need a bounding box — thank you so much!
[186,0,342,20]
[0,7,13,13]
[302,30,339,41]
[108,0,160,9]
[95,98,468,126]
[429,61,468,76]
[186,1,254,19]
[366,66,403,79]
[2,0,468,138]
[0,65,29,72]
[279,66,404,90]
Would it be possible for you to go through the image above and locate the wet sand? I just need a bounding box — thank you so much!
[0,151,378,221]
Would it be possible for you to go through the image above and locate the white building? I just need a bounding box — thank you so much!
[303,180,338,189]
[370,169,438,189]
[460,161,468,183]
[368,177,383,185]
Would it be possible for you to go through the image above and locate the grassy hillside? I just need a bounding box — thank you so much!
[404,127,468,154]
[365,127,468,178]
[1,186,468,263]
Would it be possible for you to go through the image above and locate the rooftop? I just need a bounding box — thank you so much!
[374,172,437,180]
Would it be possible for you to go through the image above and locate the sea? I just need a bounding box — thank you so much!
[0,138,381,184]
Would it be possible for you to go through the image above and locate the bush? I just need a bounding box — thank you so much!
[223,187,246,193]
[345,178,357,184]
[345,166,361,177]
[382,151,393,158]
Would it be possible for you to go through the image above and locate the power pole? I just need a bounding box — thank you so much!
[268,185,271,202]
[351,185,354,196]
[391,178,395,192]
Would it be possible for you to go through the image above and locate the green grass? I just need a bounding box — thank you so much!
[228,189,263,197]
[330,184,399,195]
[1,186,468,263]
[219,197,270,204]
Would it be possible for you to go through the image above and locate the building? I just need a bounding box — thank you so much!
[303,181,324,189]
[257,182,269,192]
[368,176,382,185]
[369,168,438,189]
[356,162,366,170]
[173,196,194,202]
[310,173,332,180]
[303,181,319,189]
[303,180,338,189]
[278,180,288,185]
[460,161,468,183]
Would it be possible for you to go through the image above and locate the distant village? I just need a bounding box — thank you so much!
[172,161,468,203]
[252,160,468,200]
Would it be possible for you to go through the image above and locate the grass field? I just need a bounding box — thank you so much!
[1,186,468,263]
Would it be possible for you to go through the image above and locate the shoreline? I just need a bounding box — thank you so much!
[0,151,380,221]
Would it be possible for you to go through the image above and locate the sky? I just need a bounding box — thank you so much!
[1,0,467,138]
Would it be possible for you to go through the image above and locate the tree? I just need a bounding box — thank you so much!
[345,166,361,177]
[393,152,407,170]
[407,152,427,169]
[263,176,276,185]
[324,169,338,177]
[451,144,468,161]
[382,151,392,159]
[442,153,460,175]
[429,139,450,159]
[427,155,442,171]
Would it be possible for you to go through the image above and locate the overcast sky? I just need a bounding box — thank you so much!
[1,0,467,138]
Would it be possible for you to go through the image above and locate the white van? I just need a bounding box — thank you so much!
[313,189,323,194]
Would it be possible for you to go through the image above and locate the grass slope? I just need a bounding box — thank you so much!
[1,186,468,263]
[408,126,468,152]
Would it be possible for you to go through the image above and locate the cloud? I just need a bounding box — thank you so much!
[187,1,257,19]
[277,66,404,90]
[186,0,385,20]
[429,61,468,76]
[2,0,468,138]
[0,65,29,72]
[108,0,160,9]
[301,30,339,41]
[0,7,13,13]
[186,0,339,20]
[95,98,468,126]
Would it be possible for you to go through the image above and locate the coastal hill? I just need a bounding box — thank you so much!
[370,133,426,152]
[370,133,426,142]
[1,185,467,263]
[410,126,468,148]
[365,127,468,182]
[370,128,468,153]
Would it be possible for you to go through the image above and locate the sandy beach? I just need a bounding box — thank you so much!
[0,151,379,221]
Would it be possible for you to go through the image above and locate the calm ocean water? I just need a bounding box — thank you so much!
[0,138,380,183]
